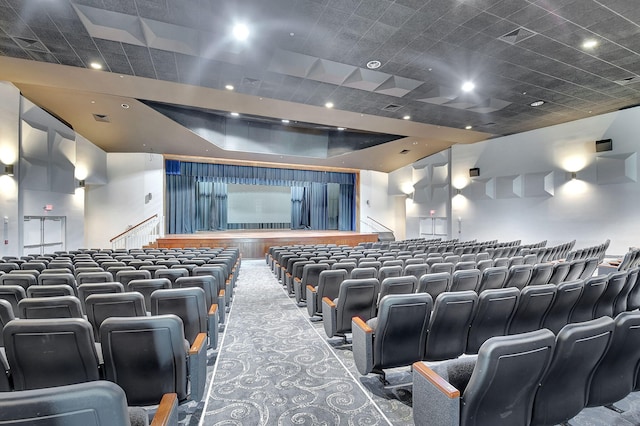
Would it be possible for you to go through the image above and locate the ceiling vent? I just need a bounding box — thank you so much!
[242,77,261,86]
[13,36,49,52]
[92,113,110,122]
[400,149,410,154]
[499,27,536,45]
[614,76,640,86]
[382,103,403,112]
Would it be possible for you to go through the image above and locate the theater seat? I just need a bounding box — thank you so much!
[377,275,418,305]
[0,380,178,426]
[548,262,571,285]
[594,271,628,318]
[509,284,556,335]
[569,275,607,323]
[294,263,329,304]
[476,266,508,293]
[85,292,147,341]
[449,269,481,292]
[307,269,347,318]
[353,293,432,380]
[417,272,451,301]
[18,296,83,319]
[150,288,211,347]
[466,288,519,355]
[542,280,583,334]
[413,329,556,426]
[0,299,15,347]
[322,278,379,340]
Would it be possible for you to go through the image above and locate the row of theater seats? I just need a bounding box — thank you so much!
[413,311,640,426]
[347,267,638,379]
[612,247,640,271]
[0,246,240,423]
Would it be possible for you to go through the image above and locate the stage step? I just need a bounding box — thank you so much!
[377,231,395,242]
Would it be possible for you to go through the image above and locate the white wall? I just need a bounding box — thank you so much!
[359,170,394,234]
[451,107,640,255]
[0,82,20,257]
[85,153,163,248]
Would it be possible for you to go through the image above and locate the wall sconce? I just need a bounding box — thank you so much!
[570,172,577,180]
[77,179,86,188]
[2,164,14,176]
[455,188,462,195]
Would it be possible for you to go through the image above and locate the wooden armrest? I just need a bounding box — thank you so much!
[322,297,335,308]
[307,285,316,293]
[208,304,218,316]
[189,333,207,355]
[150,393,178,426]
[286,272,292,278]
[352,316,372,333]
[219,289,225,298]
[413,362,460,398]
[294,277,301,283]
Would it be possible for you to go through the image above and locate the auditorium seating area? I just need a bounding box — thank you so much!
[3,240,640,424]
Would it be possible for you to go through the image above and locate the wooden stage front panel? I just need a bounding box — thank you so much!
[155,230,379,259]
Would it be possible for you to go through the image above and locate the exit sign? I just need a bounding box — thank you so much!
[44,204,53,211]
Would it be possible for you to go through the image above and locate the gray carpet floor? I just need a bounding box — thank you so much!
[192,259,640,426]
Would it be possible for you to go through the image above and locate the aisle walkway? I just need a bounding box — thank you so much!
[200,260,389,425]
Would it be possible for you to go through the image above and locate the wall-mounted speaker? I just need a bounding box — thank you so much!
[469,167,480,177]
[595,138,613,152]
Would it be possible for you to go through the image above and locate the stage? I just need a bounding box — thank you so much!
[154,230,379,259]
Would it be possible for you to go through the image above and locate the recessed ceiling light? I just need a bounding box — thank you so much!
[530,100,545,107]
[289,32,295,37]
[230,112,240,117]
[90,62,102,70]
[90,100,95,104]
[412,141,418,145]
[582,39,598,49]
[465,125,472,130]
[403,115,411,120]
[121,103,129,109]
[522,91,527,95]
[461,81,475,92]
[325,102,334,109]
[337,127,346,131]
[232,23,249,41]
[281,119,290,123]
[225,84,234,91]
[366,60,381,69]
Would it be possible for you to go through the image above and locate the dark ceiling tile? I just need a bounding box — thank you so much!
[445,25,479,46]
[101,53,133,75]
[486,0,529,19]
[55,52,86,67]
[394,0,424,11]
[105,0,138,15]
[122,44,156,78]
[150,49,178,81]
[462,11,502,32]
[30,29,71,54]
[506,4,550,27]
[93,39,126,56]
[363,21,396,43]
[327,0,360,14]
[378,3,415,28]
[354,0,392,22]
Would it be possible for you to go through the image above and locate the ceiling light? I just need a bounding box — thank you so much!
[230,112,240,117]
[325,102,334,109]
[232,23,249,41]
[121,103,129,109]
[366,60,381,69]
[461,81,475,92]
[281,119,290,123]
[337,127,346,131]
[465,125,472,130]
[530,100,545,107]
[403,115,411,120]
[225,84,234,91]
[582,39,598,49]
[90,62,102,70]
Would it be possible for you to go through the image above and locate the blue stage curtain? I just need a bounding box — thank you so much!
[327,183,340,230]
[195,181,213,231]
[338,184,355,231]
[166,175,196,234]
[291,186,305,229]
[212,181,228,231]
[310,182,328,230]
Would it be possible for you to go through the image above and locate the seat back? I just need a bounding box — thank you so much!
[0,285,26,316]
[377,265,403,282]
[466,287,520,354]
[450,269,482,292]
[335,278,380,334]
[580,257,600,279]
[569,275,608,323]
[372,293,432,370]
[542,280,584,334]
[528,263,553,285]
[548,262,571,284]
[626,267,640,310]
[174,275,218,309]
[503,264,533,290]
[565,259,587,281]
[18,295,83,319]
[77,282,124,312]
[27,284,75,298]
[332,262,357,277]
[476,259,494,272]
[150,287,207,345]
[430,262,454,275]
[316,269,348,305]
[116,270,152,287]
[509,284,556,335]
[460,329,556,426]
[100,314,188,405]
[350,267,377,280]
[3,318,100,390]
[0,299,15,346]
[0,381,135,426]
[76,271,114,284]
[0,273,36,291]
[85,292,147,339]
[613,267,639,316]
[477,266,508,293]
[301,263,330,288]
[403,263,428,281]
[416,272,451,300]
[155,268,189,286]
[532,316,615,426]
[588,311,640,407]
[378,276,418,304]
[37,272,77,293]
[424,291,478,361]
[594,271,627,318]
[454,261,476,272]
[127,278,171,310]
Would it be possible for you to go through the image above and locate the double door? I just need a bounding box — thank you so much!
[23,216,65,255]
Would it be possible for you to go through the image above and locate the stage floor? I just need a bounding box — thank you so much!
[155,230,379,259]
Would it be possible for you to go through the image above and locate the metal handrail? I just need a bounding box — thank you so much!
[365,216,394,233]
[109,214,159,243]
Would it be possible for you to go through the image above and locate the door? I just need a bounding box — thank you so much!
[23,216,65,256]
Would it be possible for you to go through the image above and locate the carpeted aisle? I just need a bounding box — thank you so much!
[200,260,389,425]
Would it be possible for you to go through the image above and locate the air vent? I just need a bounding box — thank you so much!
[12,36,49,52]
[382,103,403,112]
[481,122,497,127]
[242,77,261,86]
[614,76,640,86]
[400,149,410,155]
[93,114,110,122]
[499,27,535,45]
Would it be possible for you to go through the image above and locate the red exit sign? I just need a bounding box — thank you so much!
[44,204,53,211]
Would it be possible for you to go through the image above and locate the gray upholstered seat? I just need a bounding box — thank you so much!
[466,288,519,354]
[3,318,100,390]
[449,269,482,292]
[0,273,36,291]
[548,261,571,284]
[476,266,508,293]
[569,276,607,323]
[542,280,584,334]
[77,282,125,313]
[564,259,587,282]
[331,261,357,278]
[294,263,329,304]
[100,314,207,405]
[0,299,15,346]
[580,257,600,279]
[594,271,628,318]
[307,269,348,318]
[377,265,403,282]
[77,271,114,284]
[350,267,377,280]
[417,272,451,301]
[0,285,26,317]
[18,295,83,319]
[85,292,147,340]
[194,265,230,306]
[613,267,639,316]
[116,269,152,288]
[453,261,476,271]
[528,263,553,285]
[509,284,556,335]
[531,316,615,426]
[431,262,454,275]
[322,278,379,339]
[353,293,432,379]
[424,291,478,362]
[403,263,428,281]
[27,284,75,298]
[503,264,533,290]
[150,287,212,347]
[625,267,640,311]
[377,275,418,305]
[127,278,172,311]
[413,329,555,426]
[0,380,178,426]
[476,259,494,272]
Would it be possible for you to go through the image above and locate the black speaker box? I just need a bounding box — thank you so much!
[469,168,480,177]
[595,138,613,152]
